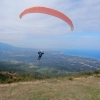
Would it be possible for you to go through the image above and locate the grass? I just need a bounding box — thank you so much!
[0,76,100,100]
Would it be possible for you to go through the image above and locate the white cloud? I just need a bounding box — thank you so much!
[0,0,100,49]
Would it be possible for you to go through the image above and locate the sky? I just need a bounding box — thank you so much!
[0,0,100,50]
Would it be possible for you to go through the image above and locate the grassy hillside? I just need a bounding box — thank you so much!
[0,75,100,100]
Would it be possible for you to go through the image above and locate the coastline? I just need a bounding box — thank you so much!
[61,50,100,61]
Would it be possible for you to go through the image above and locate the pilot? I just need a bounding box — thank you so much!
[38,50,44,60]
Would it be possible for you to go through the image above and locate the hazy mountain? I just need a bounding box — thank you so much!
[0,42,15,51]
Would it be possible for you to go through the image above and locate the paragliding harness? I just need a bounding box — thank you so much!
[38,51,44,60]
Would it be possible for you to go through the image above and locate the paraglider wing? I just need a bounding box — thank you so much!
[19,6,74,31]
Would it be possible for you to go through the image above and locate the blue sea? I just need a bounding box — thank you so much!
[61,50,100,60]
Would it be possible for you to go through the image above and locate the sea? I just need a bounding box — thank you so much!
[61,49,100,61]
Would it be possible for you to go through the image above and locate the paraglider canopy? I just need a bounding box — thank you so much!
[19,6,74,31]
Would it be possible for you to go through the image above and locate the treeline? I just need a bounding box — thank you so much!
[74,70,100,77]
[0,70,53,83]
[68,70,100,81]
[0,70,100,83]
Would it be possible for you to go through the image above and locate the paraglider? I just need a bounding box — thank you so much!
[38,50,44,60]
[19,6,74,60]
[19,6,74,31]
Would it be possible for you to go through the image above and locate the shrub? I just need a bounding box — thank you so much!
[68,77,74,81]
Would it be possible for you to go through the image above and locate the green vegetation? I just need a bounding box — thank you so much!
[0,74,100,100]
[1,61,100,79]
[0,71,29,83]
[0,61,68,77]
[0,68,100,100]
[72,71,100,78]
[0,70,100,83]
[0,60,100,84]
[0,70,53,83]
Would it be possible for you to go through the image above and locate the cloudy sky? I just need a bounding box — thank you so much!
[0,0,100,50]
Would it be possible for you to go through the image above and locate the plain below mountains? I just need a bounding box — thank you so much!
[0,42,100,77]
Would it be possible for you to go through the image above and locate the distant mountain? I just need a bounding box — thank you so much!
[0,42,16,51]
[0,42,37,51]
